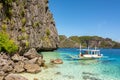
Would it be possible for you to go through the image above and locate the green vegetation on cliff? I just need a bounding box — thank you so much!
[0,32,18,53]
[1,0,14,19]
[0,0,59,53]
[59,35,120,48]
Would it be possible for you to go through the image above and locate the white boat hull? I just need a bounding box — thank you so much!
[80,54,103,59]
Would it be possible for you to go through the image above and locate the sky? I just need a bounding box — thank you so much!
[49,0,120,42]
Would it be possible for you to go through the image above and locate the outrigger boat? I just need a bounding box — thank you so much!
[78,44,103,59]
[68,44,103,60]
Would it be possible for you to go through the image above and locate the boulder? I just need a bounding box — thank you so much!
[0,52,9,59]
[5,73,28,80]
[24,63,41,73]
[2,65,13,72]
[0,71,5,80]
[14,61,25,73]
[0,71,5,76]
[50,59,63,64]
[37,57,45,66]
[27,57,38,64]
[0,58,8,66]
[0,76,4,80]
[12,54,28,61]
[24,48,40,59]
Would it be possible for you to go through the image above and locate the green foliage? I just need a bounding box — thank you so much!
[33,22,39,28]
[6,8,13,18]
[46,29,50,36]
[42,36,51,46]
[1,0,13,19]
[25,41,29,47]
[24,34,29,40]
[21,27,26,32]
[21,18,26,26]
[79,36,92,42]
[59,35,67,41]
[18,34,28,41]
[21,10,25,17]
[113,43,120,48]
[10,19,15,27]
[3,0,13,5]
[1,24,7,31]
[59,35,120,48]
[69,36,80,43]
[20,8,25,17]
[44,0,48,3]
[0,32,18,53]
[18,36,24,40]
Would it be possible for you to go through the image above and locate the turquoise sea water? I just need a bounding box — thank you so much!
[42,48,120,80]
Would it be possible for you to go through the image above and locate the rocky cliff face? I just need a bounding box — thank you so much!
[0,0,59,52]
[59,35,120,48]
[59,35,79,48]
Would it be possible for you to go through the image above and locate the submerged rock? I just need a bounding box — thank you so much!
[55,72,61,75]
[50,59,63,64]
[34,78,38,80]
[5,74,28,80]
[82,72,96,76]
[37,57,45,66]
[24,63,41,73]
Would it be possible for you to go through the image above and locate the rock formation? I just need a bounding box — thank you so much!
[0,0,59,52]
[0,0,59,79]
[59,35,120,48]
[0,48,45,79]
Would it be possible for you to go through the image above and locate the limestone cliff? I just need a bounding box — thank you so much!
[59,35,120,48]
[0,0,59,52]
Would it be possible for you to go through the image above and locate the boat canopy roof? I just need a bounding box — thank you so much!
[81,49,100,52]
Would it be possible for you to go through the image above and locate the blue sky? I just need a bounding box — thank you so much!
[49,0,120,42]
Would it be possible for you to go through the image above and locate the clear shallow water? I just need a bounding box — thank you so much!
[42,48,120,80]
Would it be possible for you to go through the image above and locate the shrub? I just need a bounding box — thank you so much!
[25,41,29,48]
[33,22,39,28]
[21,27,26,32]
[21,18,26,26]
[2,24,7,31]
[3,0,13,4]
[46,29,50,36]
[0,32,18,53]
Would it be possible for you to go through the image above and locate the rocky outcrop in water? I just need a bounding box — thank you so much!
[0,0,59,52]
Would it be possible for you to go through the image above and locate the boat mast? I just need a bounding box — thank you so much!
[79,43,82,54]
[95,45,97,50]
